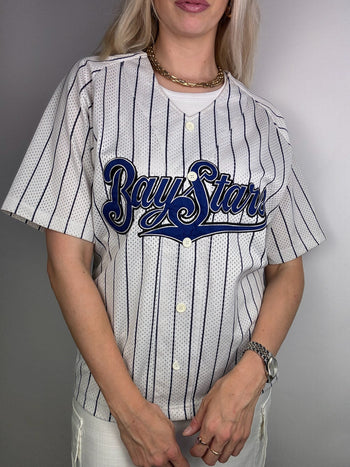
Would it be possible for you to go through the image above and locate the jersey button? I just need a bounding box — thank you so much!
[182,237,192,248]
[185,121,195,132]
[172,361,180,371]
[187,171,198,182]
[176,303,187,313]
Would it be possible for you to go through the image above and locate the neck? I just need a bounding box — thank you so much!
[153,30,220,92]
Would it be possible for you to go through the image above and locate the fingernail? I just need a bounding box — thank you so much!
[182,426,192,436]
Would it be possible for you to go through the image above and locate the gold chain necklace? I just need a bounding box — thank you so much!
[146,45,224,89]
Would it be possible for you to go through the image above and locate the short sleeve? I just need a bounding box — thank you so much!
[1,60,95,242]
[266,159,326,264]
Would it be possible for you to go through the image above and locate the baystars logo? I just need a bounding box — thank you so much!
[102,158,267,243]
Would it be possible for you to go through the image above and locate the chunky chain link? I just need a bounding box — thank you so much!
[146,45,224,89]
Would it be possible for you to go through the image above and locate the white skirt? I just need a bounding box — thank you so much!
[71,388,271,467]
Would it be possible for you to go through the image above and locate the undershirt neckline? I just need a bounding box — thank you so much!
[159,83,225,117]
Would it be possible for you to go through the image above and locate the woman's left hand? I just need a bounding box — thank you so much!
[182,351,267,465]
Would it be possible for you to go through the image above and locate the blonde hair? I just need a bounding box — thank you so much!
[99,0,260,87]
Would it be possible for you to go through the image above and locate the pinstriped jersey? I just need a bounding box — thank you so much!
[1,52,325,421]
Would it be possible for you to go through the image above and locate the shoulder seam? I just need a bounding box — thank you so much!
[229,75,291,146]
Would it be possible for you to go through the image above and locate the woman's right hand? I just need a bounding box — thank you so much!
[114,399,190,467]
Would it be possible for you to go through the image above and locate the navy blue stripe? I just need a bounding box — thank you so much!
[165,99,170,165]
[226,76,232,131]
[148,75,155,175]
[253,100,265,191]
[64,125,93,233]
[290,186,320,245]
[92,191,112,260]
[183,242,197,419]
[145,238,161,400]
[265,128,286,206]
[198,112,202,160]
[79,78,93,95]
[227,81,236,177]
[47,108,82,227]
[131,237,144,378]
[182,114,186,173]
[251,270,263,300]
[292,167,325,237]
[262,110,277,197]
[222,291,237,376]
[270,227,284,262]
[238,87,252,182]
[112,252,117,330]
[234,234,246,363]
[115,62,124,157]
[246,275,259,317]
[287,187,308,250]
[253,99,284,119]
[104,269,108,310]
[83,372,92,408]
[98,67,109,197]
[192,237,213,414]
[248,233,256,271]
[167,243,181,418]
[151,245,164,403]
[122,237,130,356]
[132,57,142,162]
[93,390,101,416]
[278,206,298,256]
[213,100,219,166]
[259,245,266,268]
[81,204,92,238]
[76,358,83,400]
[93,231,107,253]
[275,125,289,135]
[240,279,253,331]
[208,233,229,391]
[234,300,245,365]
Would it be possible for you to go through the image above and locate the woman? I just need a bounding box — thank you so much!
[1,0,325,466]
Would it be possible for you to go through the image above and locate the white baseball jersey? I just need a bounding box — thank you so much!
[1,52,325,422]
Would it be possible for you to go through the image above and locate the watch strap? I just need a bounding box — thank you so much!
[246,341,273,366]
[245,341,278,382]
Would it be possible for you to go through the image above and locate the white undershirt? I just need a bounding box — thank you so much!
[160,83,225,116]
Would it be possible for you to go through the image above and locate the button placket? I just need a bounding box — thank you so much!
[172,360,180,371]
[176,303,187,313]
[182,237,192,248]
[185,121,195,132]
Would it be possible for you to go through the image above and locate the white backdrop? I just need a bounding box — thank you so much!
[253,1,350,466]
[0,1,349,466]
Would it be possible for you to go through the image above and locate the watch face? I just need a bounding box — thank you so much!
[267,356,278,379]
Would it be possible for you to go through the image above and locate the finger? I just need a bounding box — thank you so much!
[231,440,245,457]
[182,417,201,437]
[183,402,206,436]
[169,446,190,467]
[170,456,190,467]
[202,442,225,466]
[218,441,235,464]
[189,432,212,458]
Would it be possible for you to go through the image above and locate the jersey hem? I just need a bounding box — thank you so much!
[268,232,326,264]
[1,196,94,243]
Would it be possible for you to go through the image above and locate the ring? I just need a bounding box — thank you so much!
[209,448,222,456]
[197,436,208,446]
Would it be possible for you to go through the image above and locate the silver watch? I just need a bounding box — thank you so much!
[245,341,278,382]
